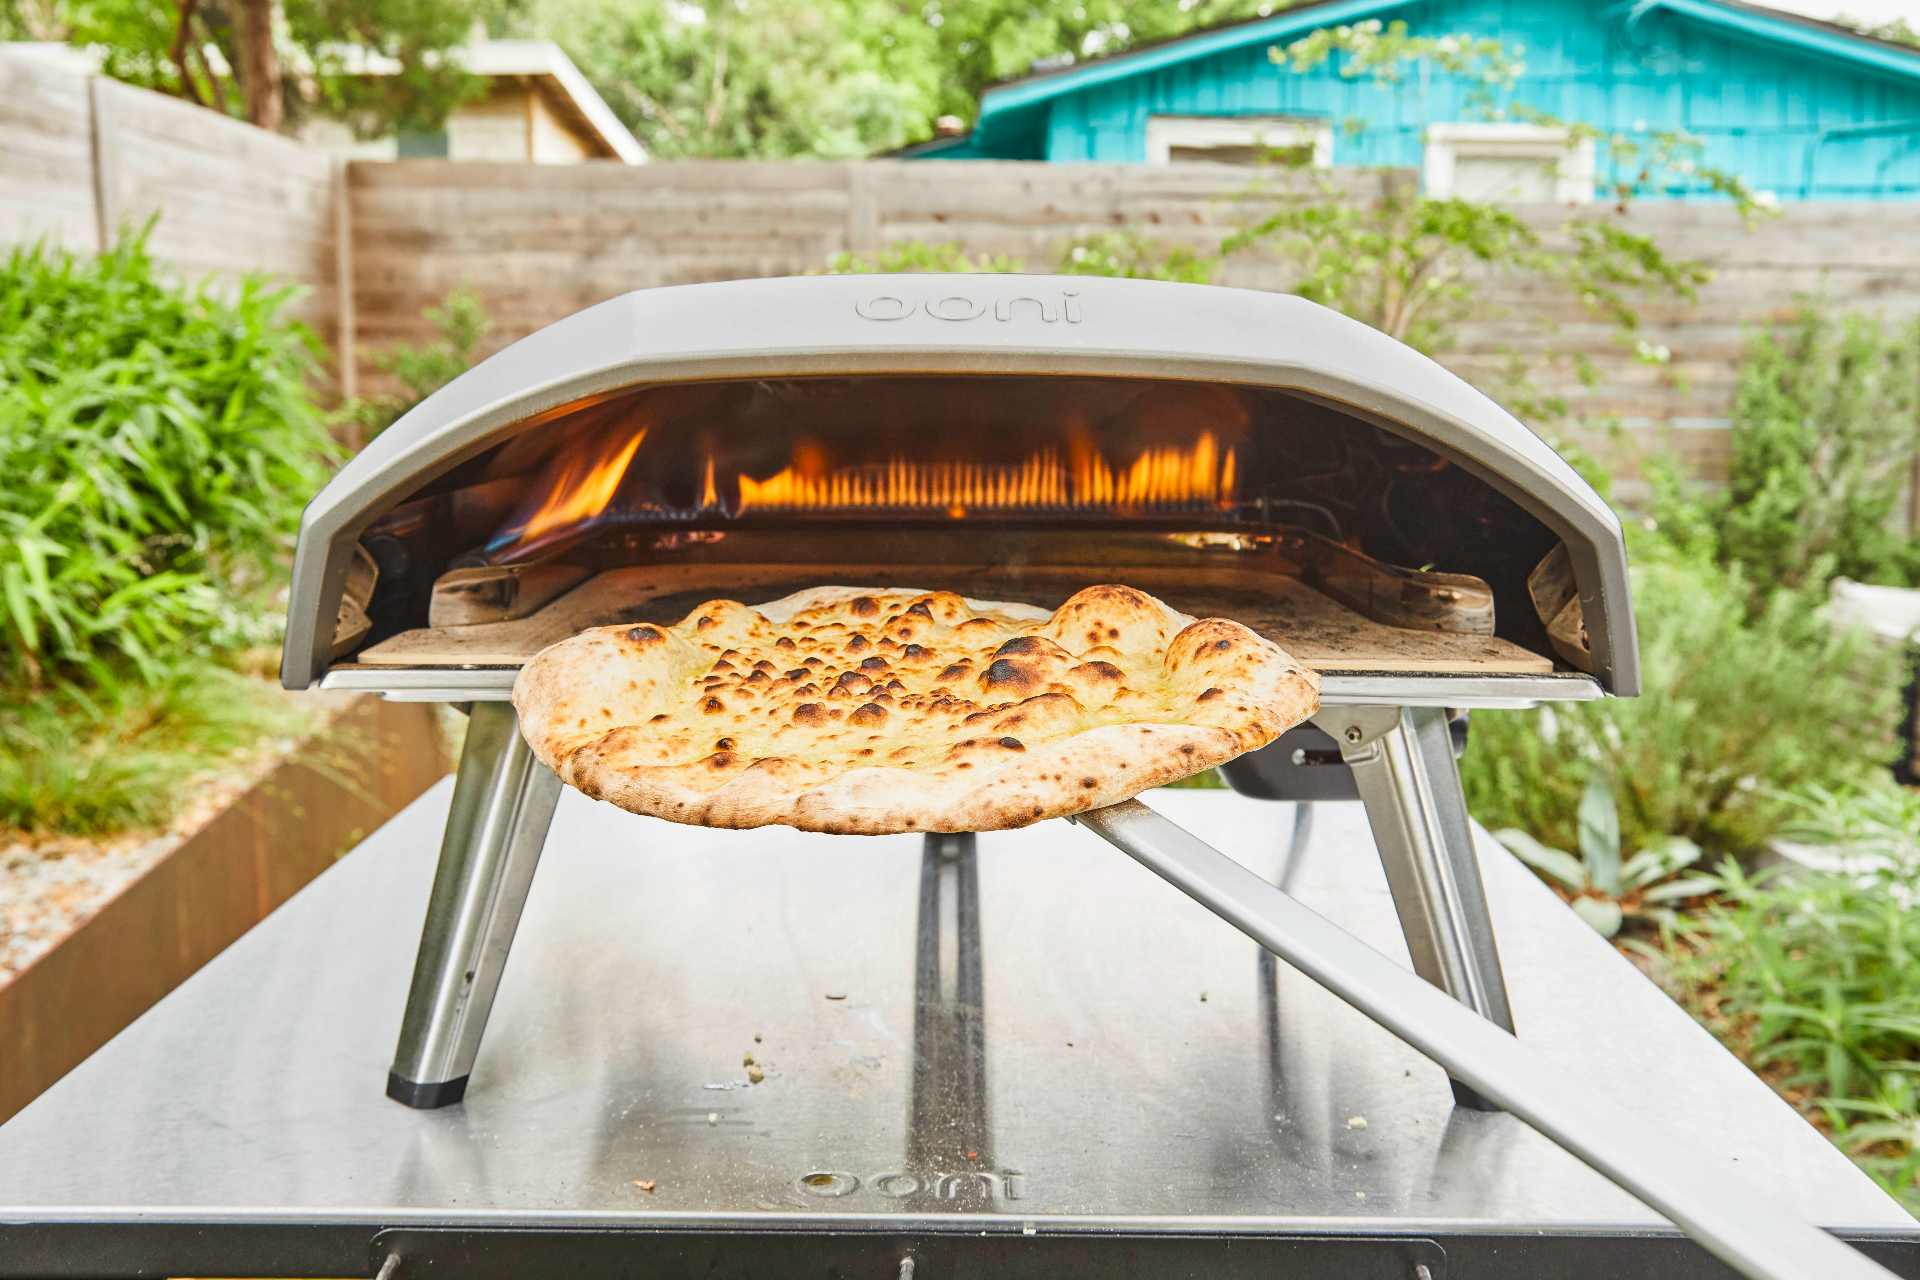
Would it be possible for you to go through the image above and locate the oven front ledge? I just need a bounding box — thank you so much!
[316,665,1604,709]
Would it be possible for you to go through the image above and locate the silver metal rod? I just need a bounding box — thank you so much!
[1338,706,1514,1110]
[387,702,562,1108]
[1072,798,1896,1280]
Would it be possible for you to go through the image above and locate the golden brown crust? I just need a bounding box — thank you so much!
[512,584,1320,834]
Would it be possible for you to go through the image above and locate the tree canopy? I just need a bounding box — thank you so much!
[490,0,1275,159]
[5,0,1279,152]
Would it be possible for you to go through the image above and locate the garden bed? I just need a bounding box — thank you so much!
[0,693,451,1122]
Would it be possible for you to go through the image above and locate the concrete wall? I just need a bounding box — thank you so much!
[0,55,344,360]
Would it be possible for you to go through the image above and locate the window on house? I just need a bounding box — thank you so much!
[1423,124,1594,203]
[396,129,451,159]
[1145,116,1333,168]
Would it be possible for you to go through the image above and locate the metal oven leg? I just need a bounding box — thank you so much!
[386,702,562,1109]
[1072,799,1894,1280]
[1317,705,1514,1110]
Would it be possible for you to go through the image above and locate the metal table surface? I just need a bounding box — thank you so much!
[2,787,1914,1278]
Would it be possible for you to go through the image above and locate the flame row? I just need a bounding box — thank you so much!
[735,434,1237,514]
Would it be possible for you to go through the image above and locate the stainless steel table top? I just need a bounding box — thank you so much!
[0,787,1907,1236]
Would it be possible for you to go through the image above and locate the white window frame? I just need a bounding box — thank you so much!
[1145,115,1334,168]
[1423,123,1595,204]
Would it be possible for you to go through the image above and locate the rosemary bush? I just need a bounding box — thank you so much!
[0,231,335,686]
[1461,544,1902,856]
[1651,305,1920,600]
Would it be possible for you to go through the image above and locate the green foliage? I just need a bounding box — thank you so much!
[826,242,1024,275]
[1658,836,1920,1211]
[1494,777,1710,937]
[1650,306,1920,599]
[40,0,484,137]
[288,0,488,139]
[0,229,335,686]
[1059,231,1220,284]
[497,0,1269,157]
[1224,180,1539,354]
[345,288,492,439]
[826,231,1212,282]
[1460,546,1903,857]
[0,659,312,835]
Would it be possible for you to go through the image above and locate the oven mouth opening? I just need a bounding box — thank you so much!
[340,373,1587,680]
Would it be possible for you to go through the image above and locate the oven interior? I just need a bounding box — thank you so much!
[330,374,1590,678]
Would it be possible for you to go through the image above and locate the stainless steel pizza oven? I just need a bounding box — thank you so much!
[283,275,1637,1113]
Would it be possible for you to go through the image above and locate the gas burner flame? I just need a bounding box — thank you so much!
[735,434,1237,516]
[485,428,1240,560]
[488,425,647,554]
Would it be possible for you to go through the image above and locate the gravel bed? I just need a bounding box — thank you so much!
[0,741,296,986]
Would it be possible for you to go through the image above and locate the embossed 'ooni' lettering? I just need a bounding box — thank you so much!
[926,294,985,321]
[852,291,1081,323]
[852,294,911,321]
[795,1168,1027,1200]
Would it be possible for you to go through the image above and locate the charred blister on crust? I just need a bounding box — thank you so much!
[626,625,664,645]
[849,702,889,727]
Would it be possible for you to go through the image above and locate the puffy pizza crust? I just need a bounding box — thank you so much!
[512,583,1320,834]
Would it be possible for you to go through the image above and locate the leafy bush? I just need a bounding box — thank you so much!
[1657,834,1920,1211]
[1462,545,1902,856]
[0,659,312,835]
[0,231,335,686]
[343,289,493,440]
[1650,306,1920,598]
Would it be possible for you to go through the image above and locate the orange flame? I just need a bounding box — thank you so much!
[735,433,1237,515]
[514,427,647,543]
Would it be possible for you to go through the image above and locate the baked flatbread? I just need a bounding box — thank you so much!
[512,584,1319,834]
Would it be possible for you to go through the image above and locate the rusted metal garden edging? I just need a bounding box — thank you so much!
[0,695,450,1123]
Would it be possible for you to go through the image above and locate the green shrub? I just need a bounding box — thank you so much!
[1650,305,1920,598]
[1462,545,1901,856]
[1656,831,1920,1212]
[0,230,336,686]
[343,288,492,440]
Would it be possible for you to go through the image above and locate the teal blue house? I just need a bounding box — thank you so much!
[908,0,1920,200]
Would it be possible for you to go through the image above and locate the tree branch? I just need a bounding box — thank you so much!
[170,0,205,106]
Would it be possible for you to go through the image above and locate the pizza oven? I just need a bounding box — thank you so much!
[283,275,1635,1116]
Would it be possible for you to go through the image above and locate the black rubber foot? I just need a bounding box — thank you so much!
[387,1071,468,1109]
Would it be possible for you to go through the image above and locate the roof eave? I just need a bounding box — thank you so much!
[1646,0,1920,83]
[975,0,1406,118]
